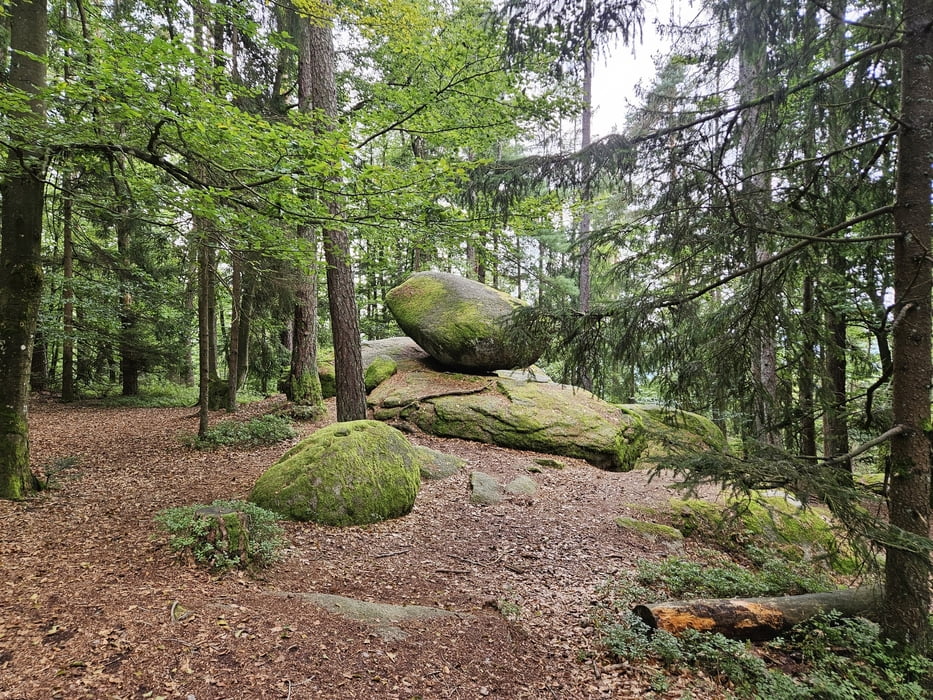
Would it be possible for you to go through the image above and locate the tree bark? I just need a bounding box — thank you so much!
[0,0,47,499]
[798,277,817,459]
[577,19,594,392]
[62,182,76,402]
[883,0,933,649]
[236,272,253,389]
[284,9,325,415]
[308,13,366,421]
[30,330,47,392]
[736,2,780,448]
[633,587,882,641]
[821,303,849,466]
[197,231,212,437]
[227,253,241,412]
[116,209,140,397]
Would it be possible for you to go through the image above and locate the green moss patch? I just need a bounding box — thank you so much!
[615,516,684,541]
[317,347,336,399]
[364,354,398,392]
[250,420,422,526]
[668,495,858,575]
[619,405,725,463]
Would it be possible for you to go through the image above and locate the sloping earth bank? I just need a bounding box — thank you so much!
[0,397,722,699]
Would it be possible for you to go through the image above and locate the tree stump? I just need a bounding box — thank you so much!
[193,505,251,566]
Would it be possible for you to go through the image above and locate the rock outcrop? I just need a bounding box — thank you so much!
[369,366,647,471]
[619,404,726,457]
[250,420,424,526]
[384,271,541,371]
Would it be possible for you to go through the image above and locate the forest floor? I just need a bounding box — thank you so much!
[0,395,729,699]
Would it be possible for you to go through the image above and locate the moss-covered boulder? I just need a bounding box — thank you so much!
[319,338,428,398]
[668,495,858,575]
[250,420,423,526]
[415,446,465,480]
[369,367,647,471]
[385,271,542,371]
[364,354,398,392]
[317,347,336,399]
[619,404,726,458]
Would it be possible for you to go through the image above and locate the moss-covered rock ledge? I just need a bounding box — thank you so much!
[369,367,648,471]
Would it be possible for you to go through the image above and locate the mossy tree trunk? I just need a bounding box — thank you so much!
[0,0,47,499]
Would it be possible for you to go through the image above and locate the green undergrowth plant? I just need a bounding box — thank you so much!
[38,455,81,489]
[91,381,269,408]
[91,380,199,407]
[154,499,285,572]
[601,611,932,699]
[636,552,833,599]
[183,414,296,449]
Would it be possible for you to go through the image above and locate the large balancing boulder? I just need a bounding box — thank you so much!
[250,420,422,526]
[385,271,541,371]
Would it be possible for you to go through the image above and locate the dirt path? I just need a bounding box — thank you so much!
[0,397,709,699]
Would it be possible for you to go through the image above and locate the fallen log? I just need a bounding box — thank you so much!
[632,586,882,641]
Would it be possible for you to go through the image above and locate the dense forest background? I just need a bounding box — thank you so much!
[1,0,931,649]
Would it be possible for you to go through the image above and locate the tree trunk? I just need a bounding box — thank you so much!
[62,183,76,402]
[236,273,253,389]
[633,587,882,641]
[197,233,212,437]
[798,277,817,459]
[736,2,781,449]
[883,0,932,650]
[577,29,594,392]
[116,214,140,397]
[324,225,366,421]
[206,244,218,381]
[30,330,47,392]
[309,13,366,421]
[0,0,47,499]
[227,253,241,412]
[284,9,325,416]
[822,303,849,467]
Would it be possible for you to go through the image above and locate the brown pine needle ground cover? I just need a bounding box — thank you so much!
[0,396,721,699]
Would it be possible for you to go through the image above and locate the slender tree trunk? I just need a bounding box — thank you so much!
[798,277,817,459]
[309,13,366,421]
[822,303,849,467]
[737,2,780,448]
[883,0,932,649]
[62,180,76,402]
[197,230,212,437]
[577,30,594,391]
[227,253,241,412]
[0,0,47,499]
[236,273,253,388]
[116,215,140,397]
[206,245,218,381]
[30,330,47,392]
[285,9,325,415]
[820,6,850,469]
